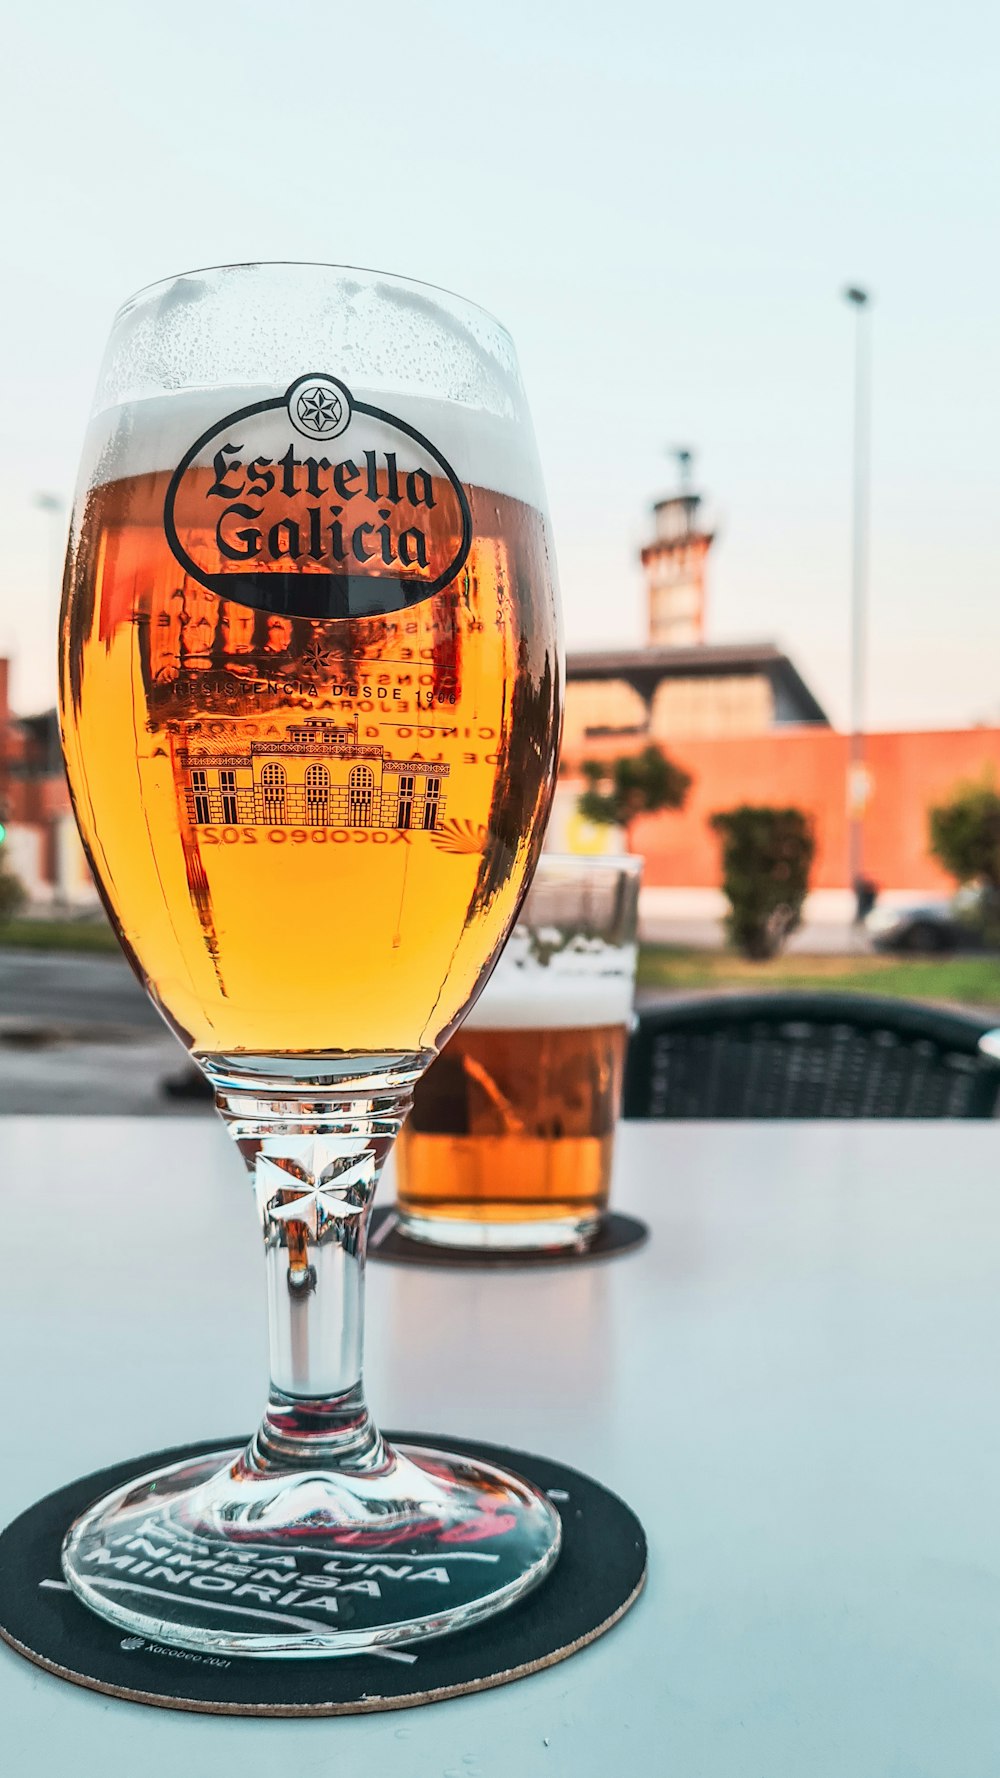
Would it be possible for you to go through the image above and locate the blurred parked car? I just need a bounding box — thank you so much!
[867,887,1000,955]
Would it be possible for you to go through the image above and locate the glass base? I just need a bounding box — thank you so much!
[396,1210,601,1252]
[62,1437,561,1657]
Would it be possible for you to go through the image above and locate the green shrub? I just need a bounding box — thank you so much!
[0,857,26,922]
[710,805,815,960]
[929,780,1000,891]
[929,778,1000,945]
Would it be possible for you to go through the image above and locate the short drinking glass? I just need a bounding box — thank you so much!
[395,854,643,1249]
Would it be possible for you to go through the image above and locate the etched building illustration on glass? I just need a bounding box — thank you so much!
[179,717,449,831]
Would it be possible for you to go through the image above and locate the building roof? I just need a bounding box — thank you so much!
[18,710,59,746]
[565,642,829,726]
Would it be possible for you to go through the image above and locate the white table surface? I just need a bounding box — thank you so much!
[3,1116,1000,1777]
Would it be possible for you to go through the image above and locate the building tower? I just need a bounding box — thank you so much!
[641,450,715,647]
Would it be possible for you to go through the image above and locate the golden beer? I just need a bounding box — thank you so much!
[61,432,559,1058]
[396,1019,629,1232]
[395,855,642,1247]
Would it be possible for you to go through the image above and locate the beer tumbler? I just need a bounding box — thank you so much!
[395,854,643,1249]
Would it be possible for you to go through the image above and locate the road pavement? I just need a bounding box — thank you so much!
[0,949,197,1115]
[0,948,161,1031]
[0,916,872,1115]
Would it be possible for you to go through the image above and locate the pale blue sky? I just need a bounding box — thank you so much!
[2,0,998,728]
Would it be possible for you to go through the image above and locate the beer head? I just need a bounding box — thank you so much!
[462,853,642,1033]
[81,385,547,508]
[463,966,634,1032]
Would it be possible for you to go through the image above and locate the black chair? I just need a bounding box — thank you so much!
[624,993,1000,1120]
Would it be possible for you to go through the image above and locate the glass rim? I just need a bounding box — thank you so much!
[113,260,514,344]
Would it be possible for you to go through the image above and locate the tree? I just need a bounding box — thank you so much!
[929,779,1000,891]
[710,804,815,960]
[0,827,25,924]
[928,778,1000,943]
[578,745,691,849]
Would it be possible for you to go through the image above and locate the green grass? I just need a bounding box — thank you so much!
[637,944,1000,1008]
[0,917,120,954]
[2,917,999,1010]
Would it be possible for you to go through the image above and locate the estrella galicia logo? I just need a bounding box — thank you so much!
[164,374,473,621]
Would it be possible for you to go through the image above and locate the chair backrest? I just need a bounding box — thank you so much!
[624,993,1000,1120]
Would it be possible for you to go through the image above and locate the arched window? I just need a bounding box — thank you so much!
[348,764,375,827]
[304,762,330,825]
[260,761,286,823]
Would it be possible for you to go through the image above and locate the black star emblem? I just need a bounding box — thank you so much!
[304,640,333,670]
[297,386,341,433]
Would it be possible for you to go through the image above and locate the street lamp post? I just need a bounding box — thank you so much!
[33,493,68,909]
[843,286,872,908]
[34,491,65,582]
[33,492,66,769]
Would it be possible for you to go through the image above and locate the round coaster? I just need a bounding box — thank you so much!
[0,1433,646,1717]
[368,1208,650,1269]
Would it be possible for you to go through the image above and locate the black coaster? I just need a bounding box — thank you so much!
[368,1207,650,1269]
[0,1433,646,1717]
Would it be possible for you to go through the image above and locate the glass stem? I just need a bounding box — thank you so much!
[206,1055,426,1476]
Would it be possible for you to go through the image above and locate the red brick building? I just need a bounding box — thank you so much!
[0,658,92,904]
[561,478,996,896]
[559,722,1000,894]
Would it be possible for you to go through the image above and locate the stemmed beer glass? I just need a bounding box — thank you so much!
[58,264,563,1655]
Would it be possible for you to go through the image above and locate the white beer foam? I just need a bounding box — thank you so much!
[464,966,635,1032]
[81,387,544,509]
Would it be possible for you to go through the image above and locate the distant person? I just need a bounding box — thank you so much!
[854,876,879,925]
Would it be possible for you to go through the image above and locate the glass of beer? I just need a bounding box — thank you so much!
[396,854,642,1250]
[58,264,563,1655]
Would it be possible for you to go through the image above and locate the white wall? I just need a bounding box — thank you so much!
[5,823,45,902]
[55,815,100,907]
